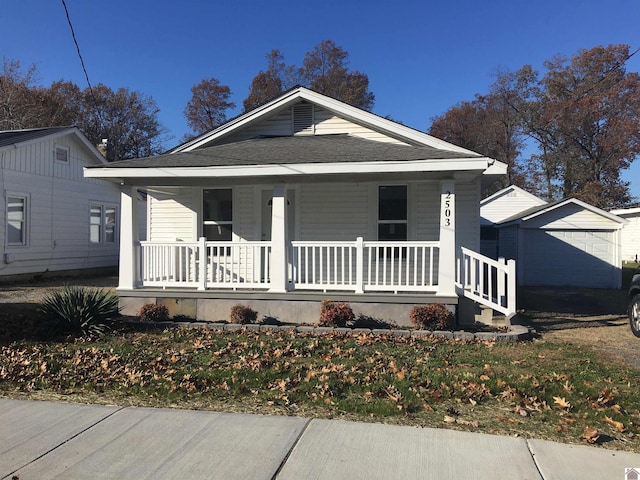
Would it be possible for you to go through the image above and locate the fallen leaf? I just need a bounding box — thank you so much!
[553,396,571,409]
[443,415,456,423]
[582,427,600,444]
[603,415,625,432]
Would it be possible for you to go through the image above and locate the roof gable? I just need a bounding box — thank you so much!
[172,87,481,156]
[497,198,627,228]
[0,127,108,165]
[480,185,546,225]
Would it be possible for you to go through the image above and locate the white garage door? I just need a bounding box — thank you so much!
[522,229,616,288]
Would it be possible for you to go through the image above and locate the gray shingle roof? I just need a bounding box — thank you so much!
[0,127,75,149]
[91,134,482,169]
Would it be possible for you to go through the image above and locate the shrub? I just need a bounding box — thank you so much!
[138,303,170,322]
[410,303,454,330]
[230,304,258,324]
[319,300,355,327]
[38,286,121,336]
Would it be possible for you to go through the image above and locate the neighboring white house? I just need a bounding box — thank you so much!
[609,207,640,262]
[480,185,546,259]
[0,127,122,279]
[496,198,627,288]
[85,87,515,324]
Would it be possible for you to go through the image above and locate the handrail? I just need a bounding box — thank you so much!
[456,247,516,317]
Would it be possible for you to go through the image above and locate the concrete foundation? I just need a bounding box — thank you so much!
[118,289,460,328]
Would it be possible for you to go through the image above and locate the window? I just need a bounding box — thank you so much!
[378,185,407,241]
[55,145,69,163]
[90,204,117,244]
[203,189,232,241]
[7,196,27,246]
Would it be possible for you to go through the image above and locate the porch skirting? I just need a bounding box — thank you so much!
[117,288,459,328]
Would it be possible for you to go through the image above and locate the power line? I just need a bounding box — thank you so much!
[60,0,93,96]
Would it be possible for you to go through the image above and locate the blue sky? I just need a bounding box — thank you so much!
[2,0,639,198]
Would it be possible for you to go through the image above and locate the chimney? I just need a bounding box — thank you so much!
[96,139,108,157]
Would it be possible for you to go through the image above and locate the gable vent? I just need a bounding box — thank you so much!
[293,103,314,135]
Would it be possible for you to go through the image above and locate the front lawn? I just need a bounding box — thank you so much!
[1,326,639,452]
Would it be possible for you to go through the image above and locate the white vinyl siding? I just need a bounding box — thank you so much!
[455,182,481,252]
[0,132,121,275]
[523,204,617,230]
[615,212,640,261]
[147,188,197,241]
[480,186,546,225]
[217,105,410,145]
[298,183,369,241]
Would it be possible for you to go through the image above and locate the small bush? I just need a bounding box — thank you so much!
[138,303,170,322]
[38,286,121,336]
[230,304,258,324]
[319,300,355,327]
[410,303,454,330]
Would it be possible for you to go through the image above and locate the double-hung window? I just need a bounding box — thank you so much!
[378,185,407,241]
[90,204,117,244]
[7,196,27,246]
[203,188,232,241]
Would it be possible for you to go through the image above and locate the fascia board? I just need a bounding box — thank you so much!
[521,198,629,225]
[84,157,491,179]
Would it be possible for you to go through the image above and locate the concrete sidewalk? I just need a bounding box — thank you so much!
[1,399,639,479]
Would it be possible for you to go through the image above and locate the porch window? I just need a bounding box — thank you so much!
[203,188,232,241]
[378,185,407,241]
[90,204,118,244]
[7,196,27,246]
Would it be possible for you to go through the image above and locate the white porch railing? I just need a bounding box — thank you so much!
[138,239,271,289]
[456,247,516,316]
[290,239,440,293]
[137,238,440,294]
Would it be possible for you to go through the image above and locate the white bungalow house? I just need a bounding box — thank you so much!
[85,87,515,325]
[0,127,123,279]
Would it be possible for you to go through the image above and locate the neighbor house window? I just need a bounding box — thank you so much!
[55,145,69,163]
[378,185,407,241]
[90,204,117,244]
[203,189,232,241]
[7,196,27,246]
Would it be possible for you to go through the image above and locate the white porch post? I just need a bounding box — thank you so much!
[269,185,289,292]
[438,180,456,295]
[119,186,139,289]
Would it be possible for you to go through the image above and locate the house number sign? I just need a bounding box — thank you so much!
[441,191,454,228]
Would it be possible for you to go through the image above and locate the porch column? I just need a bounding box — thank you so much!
[118,186,139,290]
[269,184,288,292]
[438,180,456,295]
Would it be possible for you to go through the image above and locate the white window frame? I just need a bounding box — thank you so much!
[90,203,118,245]
[377,184,408,241]
[202,188,233,241]
[54,144,70,163]
[6,194,29,247]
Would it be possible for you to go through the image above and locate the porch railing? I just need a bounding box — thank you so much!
[138,239,271,289]
[456,247,516,316]
[290,239,439,293]
[137,238,439,294]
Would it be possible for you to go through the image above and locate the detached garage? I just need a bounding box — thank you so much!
[496,198,627,289]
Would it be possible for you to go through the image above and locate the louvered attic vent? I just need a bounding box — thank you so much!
[293,102,314,135]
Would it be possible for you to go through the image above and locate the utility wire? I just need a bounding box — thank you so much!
[61,0,93,96]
